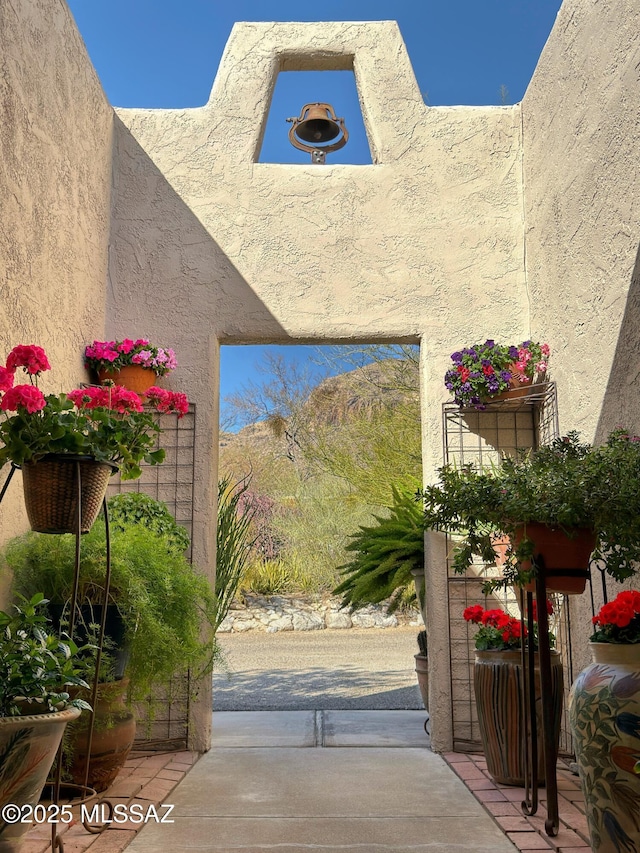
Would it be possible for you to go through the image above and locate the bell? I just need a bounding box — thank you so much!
[294,104,341,144]
[287,102,349,163]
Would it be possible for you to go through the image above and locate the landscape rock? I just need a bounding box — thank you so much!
[217,594,420,633]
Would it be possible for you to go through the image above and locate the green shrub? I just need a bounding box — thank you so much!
[333,483,424,613]
[107,492,191,553]
[4,522,219,701]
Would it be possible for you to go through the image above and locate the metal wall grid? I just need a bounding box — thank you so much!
[440,385,577,752]
[106,405,196,749]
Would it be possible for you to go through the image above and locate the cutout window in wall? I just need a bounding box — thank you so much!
[259,71,372,165]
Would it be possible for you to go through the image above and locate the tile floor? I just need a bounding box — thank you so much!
[19,734,593,853]
[19,749,199,853]
[442,752,592,853]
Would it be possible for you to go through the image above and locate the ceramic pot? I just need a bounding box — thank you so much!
[0,707,81,853]
[569,643,640,853]
[97,364,157,395]
[65,679,136,793]
[513,523,596,595]
[21,454,115,534]
[414,653,429,710]
[474,649,563,786]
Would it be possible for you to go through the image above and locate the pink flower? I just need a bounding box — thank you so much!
[131,350,153,366]
[110,386,143,414]
[517,348,532,363]
[1,384,46,413]
[68,386,111,409]
[535,361,547,373]
[118,339,135,354]
[147,387,189,418]
[6,345,51,375]
[0,366,14,392]
[540,343,550,356]
[85,341,119,363]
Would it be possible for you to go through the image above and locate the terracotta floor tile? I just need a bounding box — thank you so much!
[506,831,554,850]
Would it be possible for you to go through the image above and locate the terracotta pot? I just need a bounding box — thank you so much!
[21,454,115,534]
[474,649,563,786]
[414,653,429,710]
[513,523,596,595]
[569,643,640,853]
[97,364,158,395]
[65,679,136,793]
[0,707,80,853]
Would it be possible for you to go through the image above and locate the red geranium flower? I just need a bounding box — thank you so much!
[1,385,46,413]
[0,366,14,392]
[6,344,51,375]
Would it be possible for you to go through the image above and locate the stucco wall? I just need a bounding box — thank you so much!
[523,0,640,680]
[0,0,113,562]
[109,21,530,752]
[523,0,640,442]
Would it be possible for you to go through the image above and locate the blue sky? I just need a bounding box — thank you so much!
[66,0,563,422]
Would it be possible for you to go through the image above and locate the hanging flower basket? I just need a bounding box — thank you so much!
[21,454,117,534]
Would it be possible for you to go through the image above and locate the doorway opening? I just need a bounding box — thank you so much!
[216,342,424,713]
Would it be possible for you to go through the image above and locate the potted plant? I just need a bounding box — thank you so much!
[464,600,563,786]
[444,339,549,410]
[2,503,219,791]
[569,590,640,853]
[420,429,640,594]
[333,483,424,613]
[415,629,428,711]
[0,344,188,533]
[84,338,177,394]
[0,593,91,852]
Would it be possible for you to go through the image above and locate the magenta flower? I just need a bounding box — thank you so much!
[0,366,14,392]
[6,344,51,375]
[1,384,46,413]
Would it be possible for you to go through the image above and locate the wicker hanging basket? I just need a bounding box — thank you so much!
[21,454,117,534]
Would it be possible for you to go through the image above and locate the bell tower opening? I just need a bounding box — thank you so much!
[258,70,373,165]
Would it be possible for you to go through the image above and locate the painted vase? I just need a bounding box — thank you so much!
[569,643,640,853]
[0,708,81,853]
[474,649,563,786]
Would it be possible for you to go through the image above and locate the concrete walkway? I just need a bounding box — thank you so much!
[125,710,517,853]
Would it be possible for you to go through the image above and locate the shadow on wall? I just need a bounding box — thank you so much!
[109,115,290,360]
[596,240,640,441]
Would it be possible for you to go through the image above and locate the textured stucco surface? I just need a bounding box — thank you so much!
[3,0,640,754]
[523,0,640,441]
[522,0,640,670]
[0,1,113,558]
[109,20,529,752]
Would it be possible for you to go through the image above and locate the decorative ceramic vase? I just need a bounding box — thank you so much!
[569,643,640,853]
[0,707,81,853]
[414,653,429,710]
[474,649,563,785]
[21,454,115,534]
[66,678,136,793]
[97,364,157,395]
[513,523,596,595]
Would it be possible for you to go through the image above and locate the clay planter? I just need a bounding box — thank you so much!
[414,653,429,710]
[569,643,640,853]
[21,454,115,535]
[474,649,563,786]
[0,707,81,853]
[513,523,596,595]
[65,679,136,793]
[97,365,157,396]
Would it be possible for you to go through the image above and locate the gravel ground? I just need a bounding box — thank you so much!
[213,626,424,711]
